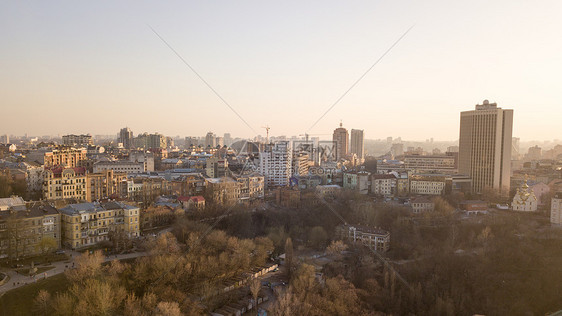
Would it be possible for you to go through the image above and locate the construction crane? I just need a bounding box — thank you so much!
[299,133,330,142]
[262,125,271,143]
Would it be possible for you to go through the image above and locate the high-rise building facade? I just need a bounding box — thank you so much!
[459,100,513,194]
[120,127,134,149]
[259,141,292,188]
[332,123,349,161]
[350,129,365,160]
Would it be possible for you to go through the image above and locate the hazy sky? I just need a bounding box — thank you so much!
[1,1,560,141]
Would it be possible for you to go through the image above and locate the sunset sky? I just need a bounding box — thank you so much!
[1,0,560,141]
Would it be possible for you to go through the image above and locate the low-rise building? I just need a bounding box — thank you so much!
[178,196,206,210]
[235,173,265,200]
[93,160,145,174]
[315,184,342,198]
[0,202,61,259]
[43,167,88,201]
[410,196,435,214]
[371,174,396,196]
[343,170,371,194]
[409,174,447,195]
[335,224,390,252]
[205,177,240,205]
[59,201,140,249]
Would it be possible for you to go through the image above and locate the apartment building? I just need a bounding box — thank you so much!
[235,173,265,200]
[43,167,88,201]
[43,147,87,168]
[62,134,93,146]
[205,177,240,205]
[259,141,292,188]
[371,174,397,196]
[0,201,61,259]
[93,160,145,174]
[343,170,371,194]
[86,170,127,202]
[551,192,562,225]
[59,201,139,249]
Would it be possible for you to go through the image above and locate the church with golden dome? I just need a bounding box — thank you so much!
[511,177,538,212]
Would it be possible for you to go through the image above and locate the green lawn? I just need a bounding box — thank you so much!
[0,273,70,316]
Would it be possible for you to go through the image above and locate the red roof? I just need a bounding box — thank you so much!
[189,196,205,203]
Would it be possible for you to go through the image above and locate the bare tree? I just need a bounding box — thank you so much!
[284,237,294,280]
[249,277,261,315]
[33,289,51,316]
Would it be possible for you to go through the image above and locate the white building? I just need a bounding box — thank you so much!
[259,141,292,188]
[371,174,396,196]
[551,193,562,225]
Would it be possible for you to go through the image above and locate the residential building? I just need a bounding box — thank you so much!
[135,133,166,149]
[343,170,371,194]
[551,193,562,225]
[62,134,93,146]
[129,151,155,172]
[458,100,513,194]
[335,224,390,252]
[178,196,206,211]
[86,170,126,202]
[350,129,365,161]
[409,174,447,195]
[206,156,229,178]
[0,202,61,259]
[43,147,88,168]
[371,174,397,196]
[119,127,134,149]
[59,201,140,249]
[205,177,240,205]
[292,152,310,176]
[235,173,265,200]
[332,123,349,161]
[43,167,88,201]
[205,132,217,149]
[259,141,292,188]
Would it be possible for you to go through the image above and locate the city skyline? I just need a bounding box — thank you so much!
[2,1,561,141]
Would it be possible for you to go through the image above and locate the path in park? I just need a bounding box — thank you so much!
[0,251,147,295]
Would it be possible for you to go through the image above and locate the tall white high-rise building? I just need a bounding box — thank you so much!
[350,129,365,160]
[259,141,292,188]
[459,100,513,194]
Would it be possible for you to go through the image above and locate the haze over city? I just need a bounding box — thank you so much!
[2,0,561,140]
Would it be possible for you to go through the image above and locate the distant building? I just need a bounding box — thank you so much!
[93,160,145,174]
[205,177,240,205]
[129,151,155,172]
[526,145,542,161]
[371,174,396,196]
[409,174,447,195]
[333,123,349,161]
[459,100,513,194]
[403,153,458,173]
[550,193,562,225]
[336,224,390,252]
[135,133,166,149]
[206,156,229,178]
[315,184,341,198]
[62,134,93,147]
[259,141,292,188]
[43,147,88,168]
[410,196,435,214]
[119,127,134,149]
[343,170,371,194]
[205,132,217,149]
[350,129,365,161]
